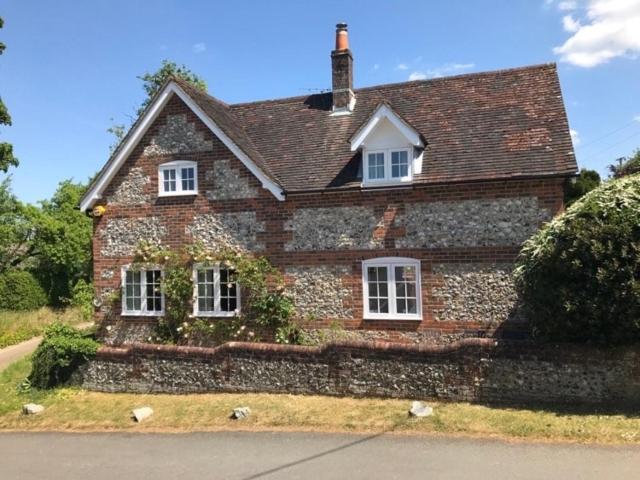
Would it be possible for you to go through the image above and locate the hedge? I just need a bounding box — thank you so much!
[0,270,48,311]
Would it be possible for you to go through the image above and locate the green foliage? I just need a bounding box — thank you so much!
[70,279,94,321]
[515,175,640,345]
[0,17,18,172]
[0,270,47,311]
[28,323,99,389]
[29,180,93,304]
[134,241,297,345]
[0,177,32,273]
[106,121,126,153]
[565,168,601,206]
[137,60,207,115]
[609,150,640,179]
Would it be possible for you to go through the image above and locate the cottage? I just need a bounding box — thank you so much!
[80,24,577,345]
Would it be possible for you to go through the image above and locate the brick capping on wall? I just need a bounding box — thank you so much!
[76,339,640,406]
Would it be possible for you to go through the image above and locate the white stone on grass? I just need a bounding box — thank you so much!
[132,407,154,422]
[408,401,433,418]
[230,407,251,420]
[22,403,45,415]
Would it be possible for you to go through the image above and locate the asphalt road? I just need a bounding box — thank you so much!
[0,432,638,479]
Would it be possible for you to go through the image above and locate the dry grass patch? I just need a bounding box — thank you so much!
[1,358,639,444]
[0,307,86,348]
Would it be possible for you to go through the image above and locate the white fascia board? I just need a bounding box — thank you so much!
[350,104,423,152]
[80,82,284,212]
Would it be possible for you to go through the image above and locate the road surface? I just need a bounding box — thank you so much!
[0,432,637,479]
[0,337,43,371]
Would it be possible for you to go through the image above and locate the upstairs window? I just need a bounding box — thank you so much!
[364,148,412,184]
[158,161,197,196]
[121,267,164,316]
[362,258,421,320]
[193,264,240,317]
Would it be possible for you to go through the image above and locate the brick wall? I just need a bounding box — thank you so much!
[93,94,566,341]
[74,340,640,406]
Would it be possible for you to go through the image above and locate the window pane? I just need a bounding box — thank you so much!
[377,267,388,281]
[379,282,388,297]
[367,152,385,180]
[369,299,378,313]
[397,299,407,314]
[181,167,195,191]
[367,267,377,281]
[391,151,409,178]
[221,298,228,312]
[407,299,417,314]
[369,282,378,297]
[379,298,389,313]
[396,282,406,297]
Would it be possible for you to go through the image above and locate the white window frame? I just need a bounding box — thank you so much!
[362,257,422,320]
[121,265,165,316]
[363,148,413,185]
[192,263,241,317]
[158,160,198,197]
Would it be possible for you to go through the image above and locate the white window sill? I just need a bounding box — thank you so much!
[121,311,165,317]
[158,191,198,198]
[194,311,239,318]
[361,180,413,188]
[363,314,422,321]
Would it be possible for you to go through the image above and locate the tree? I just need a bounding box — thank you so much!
[137,60,207,114]
[608,149,640,179]
[564,168,601,206]
[0,177,33,272]
[0,17,18,172]
[29,180,93,305]
[107,60,207,149]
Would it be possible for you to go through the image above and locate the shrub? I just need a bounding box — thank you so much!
[28,322,99,389]
[0,270,48,311]
[70,279,94,321]
[515,175,640,345]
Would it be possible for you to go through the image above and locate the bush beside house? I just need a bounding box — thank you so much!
[516,174,640,345]
[0,270,48,311]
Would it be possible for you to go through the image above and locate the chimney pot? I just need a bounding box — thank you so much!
[335,23,349,51]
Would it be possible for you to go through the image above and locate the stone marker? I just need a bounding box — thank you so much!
[22,403,45,415]
[131,407,154,422]
[230,407,251,420]
[408,401,433,418]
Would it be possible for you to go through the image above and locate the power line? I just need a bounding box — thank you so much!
[578,119,639,150]
[581,129,640,163]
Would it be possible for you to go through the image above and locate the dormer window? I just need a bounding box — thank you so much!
[158,161,198,196]
[365,148,411,183]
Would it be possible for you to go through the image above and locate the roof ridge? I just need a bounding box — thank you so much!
[229,63,557,108]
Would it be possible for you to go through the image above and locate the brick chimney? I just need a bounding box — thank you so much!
[331,23,355,113]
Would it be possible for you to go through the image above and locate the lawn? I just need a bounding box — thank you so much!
[1,357,639,444]
[0,308,85,348]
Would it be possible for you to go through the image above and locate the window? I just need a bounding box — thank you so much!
[364,148,412,184]
[362,258,421,320]
[193,264,240,317]
[158,161,198,196]
[121,267,164,316]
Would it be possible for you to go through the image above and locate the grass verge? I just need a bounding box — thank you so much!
[1,358,640,444]
[0,308,85,348]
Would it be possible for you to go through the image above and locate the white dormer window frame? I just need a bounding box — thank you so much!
[158,160,198,197]
[364,147,413,185]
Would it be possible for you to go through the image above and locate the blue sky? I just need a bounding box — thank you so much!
[1,0,639,203]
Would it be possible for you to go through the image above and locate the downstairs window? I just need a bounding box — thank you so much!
[193,264,240,317]
[121,267,164,316]
[362,257,421,320]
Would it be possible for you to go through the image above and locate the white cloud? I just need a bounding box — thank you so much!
[408,63,475,80]
[553,0,640,67]
[192,42,207,54]
[408,71,428,81]
[396,63,409,70]
[562,15,581,32]
[559,0,578,10]
[570,128,581,145]
[634,114,640,122]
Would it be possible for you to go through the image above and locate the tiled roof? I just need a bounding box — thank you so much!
[224,63,577,192]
